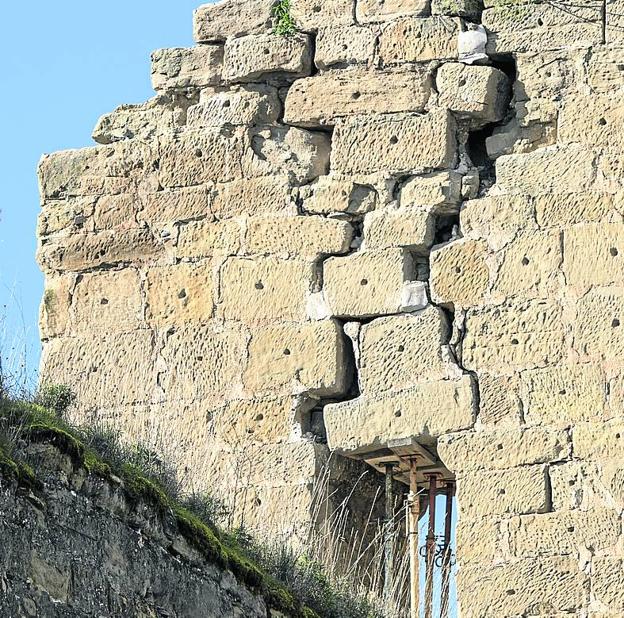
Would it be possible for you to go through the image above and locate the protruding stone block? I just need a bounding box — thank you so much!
[151,46,223,92]
[400,171,462,212]
[301,176,377,215]
[193,0,274,43]
[315,26,377,69]
[363,206,434,251]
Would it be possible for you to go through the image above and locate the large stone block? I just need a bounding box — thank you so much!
[323,248,413,318]
[40,276,74,340]
[290,0,355,31]
[332,110,456,175]
[379,17,460,63]
[193,0,274,42]
[244,320,347,397]
[399,171,462,211]
[219,257,315,323]
[301,175,378,215]
[514,49,579,102]
[325,375,476,453]
[71,269,144,334]
[284,68,430,127]
[478,373,522,425]
[358,309,456,394]
[176,219,242,258]
[559,94,624,148]
[439,427,570,472]
[430,239,490,307]
[587,47,624,93]
[92,194,139,231]
[482,2,602,54]
[139,187,212,227]
[363,206,434,251]
[463,300,564,372]
[357,0,430,23]
[315,26,377,69]
[245,215,353,258]
[456,518,502,565]
[564,223,624,292]
[549,460,605,511]
[458,557,586,616]
[535,192,615,228]
[223,33,312,83]
[146,262,216,326]
[521,364,607,426]
[38,197,96,239]
[457,465,549,517]
[593,558,624,613]
[151,46,223,92]
[573,421,624,462]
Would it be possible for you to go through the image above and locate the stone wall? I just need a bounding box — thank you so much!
[37,0,624,615]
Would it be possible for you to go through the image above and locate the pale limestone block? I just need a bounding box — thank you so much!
[223,33,312,83]
[219,257,315,323]
[514,50,579,102]
[494,147,596,196]
[508,508,620,558]
[40,275,74,340]
[146,262,215,326]
[301,176,377,215]
[315,26,377,69]
[549,461,605,511]
[482,2,602,54]
[596,150,624,193]
[357,0,430,23]
[306,291,331,320]
[573,421,624,462]
[212,177,297,219]
[139,187,212,227]
[159,322,246,403]
[493,230,561,300]
[188,86,282,127]
[439,427,570,473]
[176,219,242,258]
[151,46,223,92]
[463,300,564,373]
[574,288,624,362]
[521,364,607,426]
[93,194,139,230]
[362,205,434,251]
[458,557,586,616]
[40,331,155,408]
[478,373,522,425]
[400,171,463,211]
[535,192,615,228]
[358,308,456,394]
[607,0,624,44]
[290,0,355,31]
[461,195,536,251]
[436,63,510,127]
[193,0,274,42]
[71,269,143,335]
[559,94,624,148]
[564,223,624,292]
[38,229,163,274]
[587,47,624,93]
[284,68,430,127]
[456,518,501,564]
[244,320,347,397]
[430,239,490,307]
[323,248,413,318]
[457,465,549,518]
[593,557,624,613]
[332,110,456,175]
[378,17,461,63]
[325,376,476,453]
[245,215,353,258]
[213,396,296,445]
[38,197,96,239]
[400,281,428,312]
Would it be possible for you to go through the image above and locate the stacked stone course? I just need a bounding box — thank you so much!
[37,0,624,614]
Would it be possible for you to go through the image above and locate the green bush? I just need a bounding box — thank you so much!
[36,384,76,418]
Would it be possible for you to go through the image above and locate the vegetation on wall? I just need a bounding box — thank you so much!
[272,0,298,36]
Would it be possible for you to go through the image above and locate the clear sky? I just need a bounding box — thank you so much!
[0,1,211,388]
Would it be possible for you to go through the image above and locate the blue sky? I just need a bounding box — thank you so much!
[0,1,210,386]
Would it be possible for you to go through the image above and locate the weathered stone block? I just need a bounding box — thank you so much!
[431,0,482,18]
[139,187,212,227]
[456,518,501,564]
[151,46,223,92]
[400,171,462,211]
[290,0,355,31]
[549,461,604,511]
[587,47,624,93]
[458,465,549,517]
[245,216,353,258]
[358,308,456,394]
[325,375,476,453]
[559,94,624,148]
[593,557,624,612]
[92,194,139,230]
[187,86,281,127]
[323,248,413,318]
[439,427,570,472]
[315,26,376,69]
[193,0,274,42]
[535,192,615,228]
[40,276,74,340]
[146,262,215,326]
[357,0,430,23]
[478,373,522,425]
[379,17,460,63]
[219,257,315,323]
[436,63,510,127]
[363,206,434,251]
[430,239,490,307]
[223,33,312,83]
[284,68,430,127]
[38,197,96,239]
[244,320,347,396]
[301,176,377,215]
[176,219,242,258]
[332,110,456,175]
[514,50,578,102]
[573,421,624,462]
[463,300,564,372]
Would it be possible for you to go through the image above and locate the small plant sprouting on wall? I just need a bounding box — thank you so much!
[272,0,297,36]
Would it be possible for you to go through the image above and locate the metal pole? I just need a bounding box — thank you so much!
[424,474,438,618]
[440,481,455,617]
[408,457,420,618]
[383,462,397,605]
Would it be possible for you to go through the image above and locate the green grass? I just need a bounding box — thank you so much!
[272,0,297,36]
